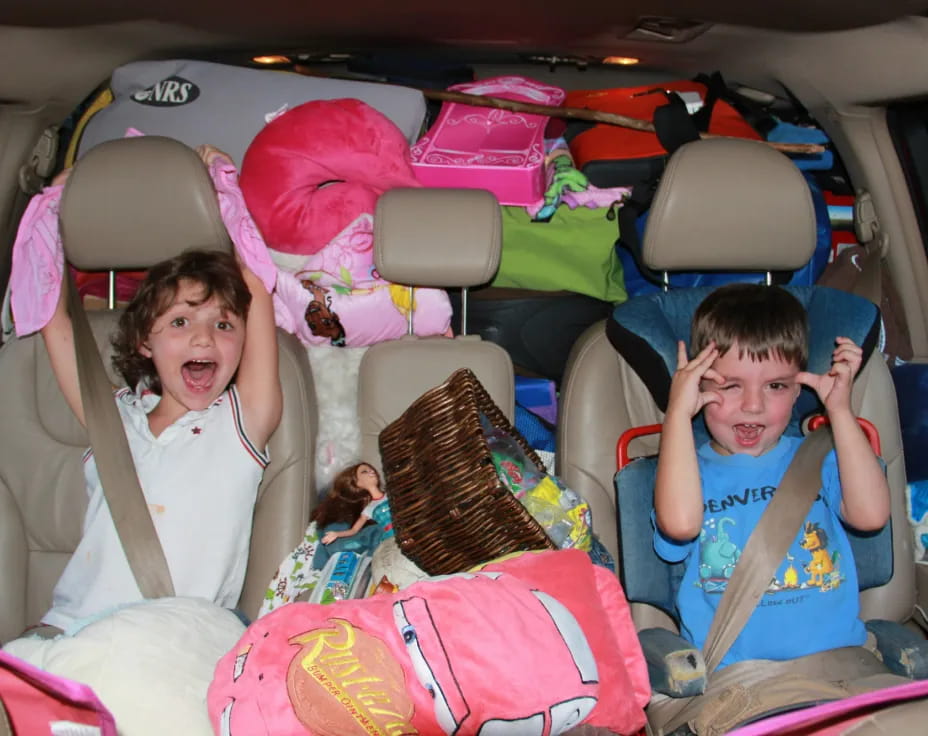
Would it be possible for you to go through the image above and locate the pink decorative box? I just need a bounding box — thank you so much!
[411,76,566,206]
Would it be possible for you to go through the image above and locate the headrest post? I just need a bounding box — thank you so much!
[661,271,670,293]
[406,285,414,337]
[765,271,773,286]
[460,287,469,336]
[107,270,116,310]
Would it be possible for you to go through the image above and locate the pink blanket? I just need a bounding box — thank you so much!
[0,649,118,735]
[727,678,928,735]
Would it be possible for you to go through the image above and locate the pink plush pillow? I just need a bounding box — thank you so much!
[479,550,651,731]
[240,98,420,256]
[208,549,648,736]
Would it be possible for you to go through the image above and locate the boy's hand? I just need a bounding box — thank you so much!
[667,341,725,419]
[796,337,862,414]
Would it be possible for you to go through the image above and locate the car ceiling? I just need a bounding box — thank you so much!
[1,1,928,114]
[3,1,927,36]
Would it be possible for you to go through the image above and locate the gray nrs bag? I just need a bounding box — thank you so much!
[75,59,428,166]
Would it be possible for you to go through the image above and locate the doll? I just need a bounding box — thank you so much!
[311,462,393,568]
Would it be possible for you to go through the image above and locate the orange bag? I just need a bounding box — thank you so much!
[565,80,763,187]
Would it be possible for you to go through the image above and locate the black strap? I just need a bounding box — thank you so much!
[693,71,779,137]
[616,180,665,287]
[653,93,702,153]
[615,90,704,288]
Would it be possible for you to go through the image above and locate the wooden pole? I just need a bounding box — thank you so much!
[424,88,655,132]
[291,66,826,155]
[421,88,826,155]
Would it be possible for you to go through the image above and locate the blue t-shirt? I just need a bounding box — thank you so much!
[653,435,866,668]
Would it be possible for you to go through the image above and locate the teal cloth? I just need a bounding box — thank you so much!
[312,522,384,569]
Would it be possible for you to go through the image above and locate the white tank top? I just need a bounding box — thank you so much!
[43,385,268,631]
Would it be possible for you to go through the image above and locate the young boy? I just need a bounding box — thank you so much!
[653,283,890,668]
[38,245,282,632]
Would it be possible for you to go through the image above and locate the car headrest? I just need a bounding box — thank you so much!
[60,136,231,271]
[373,188,501,288]
[643,138,817,272]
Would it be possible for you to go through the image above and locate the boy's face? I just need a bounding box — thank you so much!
[139,279,245,415]
[702,341,801,457]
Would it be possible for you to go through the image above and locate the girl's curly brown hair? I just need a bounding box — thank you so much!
[311,463,377,529]
[111,249,251,394]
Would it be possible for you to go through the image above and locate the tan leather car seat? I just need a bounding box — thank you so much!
[357,187,514,472]
[0,136,316,641]
[557,138,915,629]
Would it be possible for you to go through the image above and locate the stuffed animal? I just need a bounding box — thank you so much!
[240,97,421,257]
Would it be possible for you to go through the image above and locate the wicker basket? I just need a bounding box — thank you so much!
[379,368,556,575]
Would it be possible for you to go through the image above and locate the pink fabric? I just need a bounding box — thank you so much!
[9,185,66,336]
[275,212,376,281]
[270,214,452,347]
[9,154,276,337]
[207,155,278,293]
[208,549,648,736]
[0,650,118,735]
[726,678,928,735]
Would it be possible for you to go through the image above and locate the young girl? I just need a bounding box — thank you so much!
[38,235,281,632]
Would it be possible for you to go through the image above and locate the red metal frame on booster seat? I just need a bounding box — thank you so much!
[615,416,881,471]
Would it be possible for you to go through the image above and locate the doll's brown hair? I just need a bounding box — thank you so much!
[111,249,251,393]
[311,463,376,529]
[691,283,808,370]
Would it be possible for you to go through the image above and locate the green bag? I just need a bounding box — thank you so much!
[492,204,627,304]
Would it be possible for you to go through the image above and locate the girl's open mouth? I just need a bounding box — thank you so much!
[182,359,217,391]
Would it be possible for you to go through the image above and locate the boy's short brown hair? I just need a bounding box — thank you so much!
[111,249,251,393]
[691,283,808,369]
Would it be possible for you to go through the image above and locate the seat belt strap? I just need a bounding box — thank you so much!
[851,191,885,307]
[851,240,883,306]
[66,272,175,599]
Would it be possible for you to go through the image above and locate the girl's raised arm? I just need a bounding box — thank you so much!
[234,263,282,450]
[40,284,86,427]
